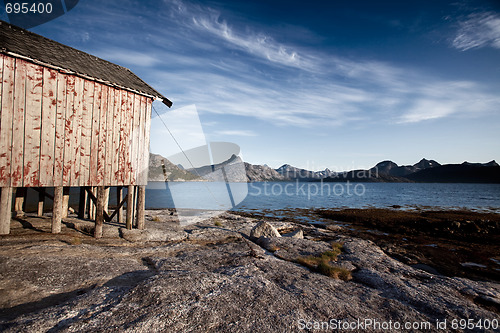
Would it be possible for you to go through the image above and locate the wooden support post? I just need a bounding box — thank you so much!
[62,187,70,218]
[104,187,110,214]
[14,188,26,217]
[117,186,124,223]
[0,187,13,235]
[136,186,146,230]
[78,187,87,219]
[126,185,134,230]
[22,189,27,212]
[133,186,138,228]
[52,187,63,233]
[94,186,105,238]
[89,187,95,220]
[37,188,45,217]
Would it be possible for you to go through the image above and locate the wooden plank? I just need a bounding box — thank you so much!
[0,56,15,187]
[10,59,26,187]
[80,79,94,186]
[141,99,153,185]
[88,82,100,186]
[52,186,63,233]
[39,68,58,187]
[0,187,13,234]
[136,96,145,185]
[96,85,108,185]
[136,185,146,230]
[124,92,134,184]
[104,88,115,185]
[129,94,140,185]
[23,63,43,187]
[116,90,128,185]
[53,73,67,187]
[111,89,122,185]
[0,54,3,118]
[72,76,84,186]
[62,75,75,186]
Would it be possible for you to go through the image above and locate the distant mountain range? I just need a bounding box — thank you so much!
[148,153,500,183]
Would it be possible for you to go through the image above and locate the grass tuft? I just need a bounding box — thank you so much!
[69,237,82,245]
[295,243,351,281]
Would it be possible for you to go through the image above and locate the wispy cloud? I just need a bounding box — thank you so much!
[94,49,163,67]
[452,11,500,51]
[40,0,500,128]
[215,130,258,137]
[162,0,319,71]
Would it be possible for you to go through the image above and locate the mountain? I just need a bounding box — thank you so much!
[370,158,440,177]
[406,163,500,183]
[245,163,287,182]
[149,154,500,183]
[276,164,335,180]
[462,160,499,167]
[189,154,248,182]
[322,169,412,183]
[148,153,201,182]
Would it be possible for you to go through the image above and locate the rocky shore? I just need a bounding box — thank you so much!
[0,209,499,332]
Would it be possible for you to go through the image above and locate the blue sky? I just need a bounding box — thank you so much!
[2,0,500,170]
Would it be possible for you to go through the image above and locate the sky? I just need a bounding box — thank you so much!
[1,0,500,171]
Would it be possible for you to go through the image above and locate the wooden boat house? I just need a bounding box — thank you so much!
[0,21,172,237]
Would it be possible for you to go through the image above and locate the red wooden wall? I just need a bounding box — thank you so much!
[0,54,152,187]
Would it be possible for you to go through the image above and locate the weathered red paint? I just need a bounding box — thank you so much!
[0,54,153,188]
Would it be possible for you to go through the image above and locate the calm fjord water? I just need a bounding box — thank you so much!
[145,182,500,212]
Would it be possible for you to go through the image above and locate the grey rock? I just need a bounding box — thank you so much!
[119,228,187,242]
[283,229,304,239]
[250,221,281,240]
[1,215,500,333]
[257,237,332,262]
[326,224,344,232]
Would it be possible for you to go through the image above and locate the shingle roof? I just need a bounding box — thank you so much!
[0,20,172,107]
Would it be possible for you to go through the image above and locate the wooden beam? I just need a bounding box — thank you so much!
[37,188,45,216]
[94,186,105,238]
[62,187,70,218]
[14,188,26,217]
[89,187,95,220]
[78,187,87,219]
[31,187,54,201]
[85,187,111,222]
[136,186,146,230]
[0,187,13,235]
[133,186,138,228]
[126,185,134,230]
[52,187,63,233]
[104,187,110,214]
[107,194,127,222]
[117,186,124,223]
